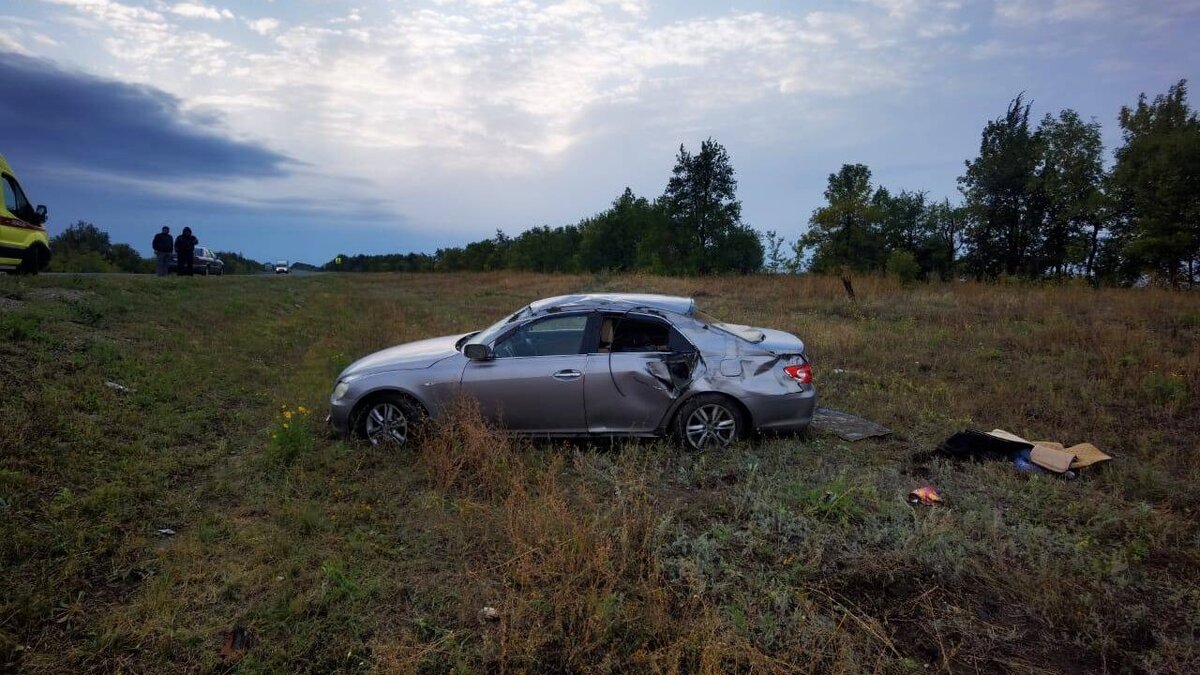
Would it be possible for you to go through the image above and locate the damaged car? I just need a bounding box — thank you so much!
[328,293,815,450]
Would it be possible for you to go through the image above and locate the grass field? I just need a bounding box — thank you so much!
[1,272,1198,673]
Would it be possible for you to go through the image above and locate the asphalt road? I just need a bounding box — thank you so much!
[39,270,322,277]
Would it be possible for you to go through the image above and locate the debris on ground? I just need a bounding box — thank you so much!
[155,528,176,537]
[478,607,500,622]
[104,381,133,394]
[908,485,942,506]
[219,626,254,661]
[938,428,1111,476]
[811,407,892,442]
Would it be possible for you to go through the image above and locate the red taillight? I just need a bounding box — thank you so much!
[783,363,812,384]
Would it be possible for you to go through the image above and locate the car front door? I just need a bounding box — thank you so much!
[1,174,31,265]
[459,313,593,433]
[583,314,698,434]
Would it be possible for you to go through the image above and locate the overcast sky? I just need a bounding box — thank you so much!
[2,0,1197,264]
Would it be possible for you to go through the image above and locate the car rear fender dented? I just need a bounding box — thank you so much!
[652,330,814,434]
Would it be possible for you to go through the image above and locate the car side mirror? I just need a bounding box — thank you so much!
[32,205,47,225]
[463,343,493,360]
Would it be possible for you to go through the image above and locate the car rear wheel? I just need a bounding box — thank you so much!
[354,393,422,447]
[674,394,744,450]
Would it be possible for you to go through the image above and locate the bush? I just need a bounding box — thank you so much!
[886,249,922,283]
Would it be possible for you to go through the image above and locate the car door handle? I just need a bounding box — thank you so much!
[552,369,582,381]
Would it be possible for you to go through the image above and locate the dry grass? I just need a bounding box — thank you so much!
[1,271,1198,673]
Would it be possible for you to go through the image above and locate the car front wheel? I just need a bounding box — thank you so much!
[354,394,422,447]
[674,394,745,450]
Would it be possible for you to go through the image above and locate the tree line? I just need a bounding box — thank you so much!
[799,80,1199,286]
[330,80,1199,287]
[47,221,268,274]
[327,138,764,276]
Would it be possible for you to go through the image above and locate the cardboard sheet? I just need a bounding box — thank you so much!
[987,429,1113,470]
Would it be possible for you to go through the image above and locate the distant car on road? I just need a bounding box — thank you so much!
[169,246,224,275]
[275,260,289,274]
[328,293,815,450]
[0,152,51,274]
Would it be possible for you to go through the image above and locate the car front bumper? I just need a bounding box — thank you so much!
[328,399,355,437]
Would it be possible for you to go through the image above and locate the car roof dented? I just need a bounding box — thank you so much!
[529,293,695,317]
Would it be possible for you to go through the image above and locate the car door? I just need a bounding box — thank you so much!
[583,314,698,434]
[459,313,593,433]
[1,174,30,265]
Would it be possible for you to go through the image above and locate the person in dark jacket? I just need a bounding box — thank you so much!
[174,226,198,276]
[152,226,173,277]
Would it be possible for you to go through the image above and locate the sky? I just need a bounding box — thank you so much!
[1,0,1198,264]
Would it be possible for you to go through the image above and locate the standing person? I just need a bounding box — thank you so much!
[174,226,198,276]
[152,226,173,277]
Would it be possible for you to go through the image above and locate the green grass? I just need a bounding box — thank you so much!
[1,272,1198,673]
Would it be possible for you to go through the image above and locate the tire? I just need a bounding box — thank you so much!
[16,246,47,276]
[673,394,745,450]
[353,393,424,447]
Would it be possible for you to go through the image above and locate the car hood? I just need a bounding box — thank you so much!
[340,333,470,378]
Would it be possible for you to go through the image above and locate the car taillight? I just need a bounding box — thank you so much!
[783,363,812,384]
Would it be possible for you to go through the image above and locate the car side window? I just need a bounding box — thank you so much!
[493,314,588,358]
[2,175,29,216]
[597,315,689,353]
[2,176,16,213]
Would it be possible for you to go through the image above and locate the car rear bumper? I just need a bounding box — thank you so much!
[744,387,817,433]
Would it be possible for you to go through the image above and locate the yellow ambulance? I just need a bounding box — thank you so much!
[0,152,51,274]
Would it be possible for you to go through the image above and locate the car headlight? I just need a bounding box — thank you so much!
[331,380,351,403]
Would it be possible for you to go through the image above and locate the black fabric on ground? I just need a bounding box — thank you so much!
[937,429,1031,462]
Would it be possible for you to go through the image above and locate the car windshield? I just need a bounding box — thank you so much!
[693,307,765,343]
[467,305,533,349]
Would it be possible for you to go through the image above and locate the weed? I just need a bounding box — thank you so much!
[265,404,315,465]
[1142,371,1190,409]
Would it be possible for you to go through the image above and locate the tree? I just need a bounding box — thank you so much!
[959,94,1043,279]
[49,220,138,273]
[762,230,791,273]
[1110,80,1200,286]
[798,164,885,274]
[1035,109,1105,277]
[660,138,761,274]
[52,221,112,257]
[925,199,966,280]
[576,188,664,272]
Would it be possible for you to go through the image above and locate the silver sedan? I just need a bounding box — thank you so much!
[328,293,815,450]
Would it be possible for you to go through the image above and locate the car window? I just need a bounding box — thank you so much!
[493,314,588,358]
[2,176,15,213]
[2,175,30,215]
[597,315,693,353]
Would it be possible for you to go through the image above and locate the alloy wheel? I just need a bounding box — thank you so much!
[364,402,408,446]
[684,403,737,449]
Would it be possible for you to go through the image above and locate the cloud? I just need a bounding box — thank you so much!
[246,17,280,35]
[994,0,1200,26]
[170,3,232,21]
[0,51,291,180]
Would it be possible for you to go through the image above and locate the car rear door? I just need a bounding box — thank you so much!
[459,313,593,433]
[583,314,697,434]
